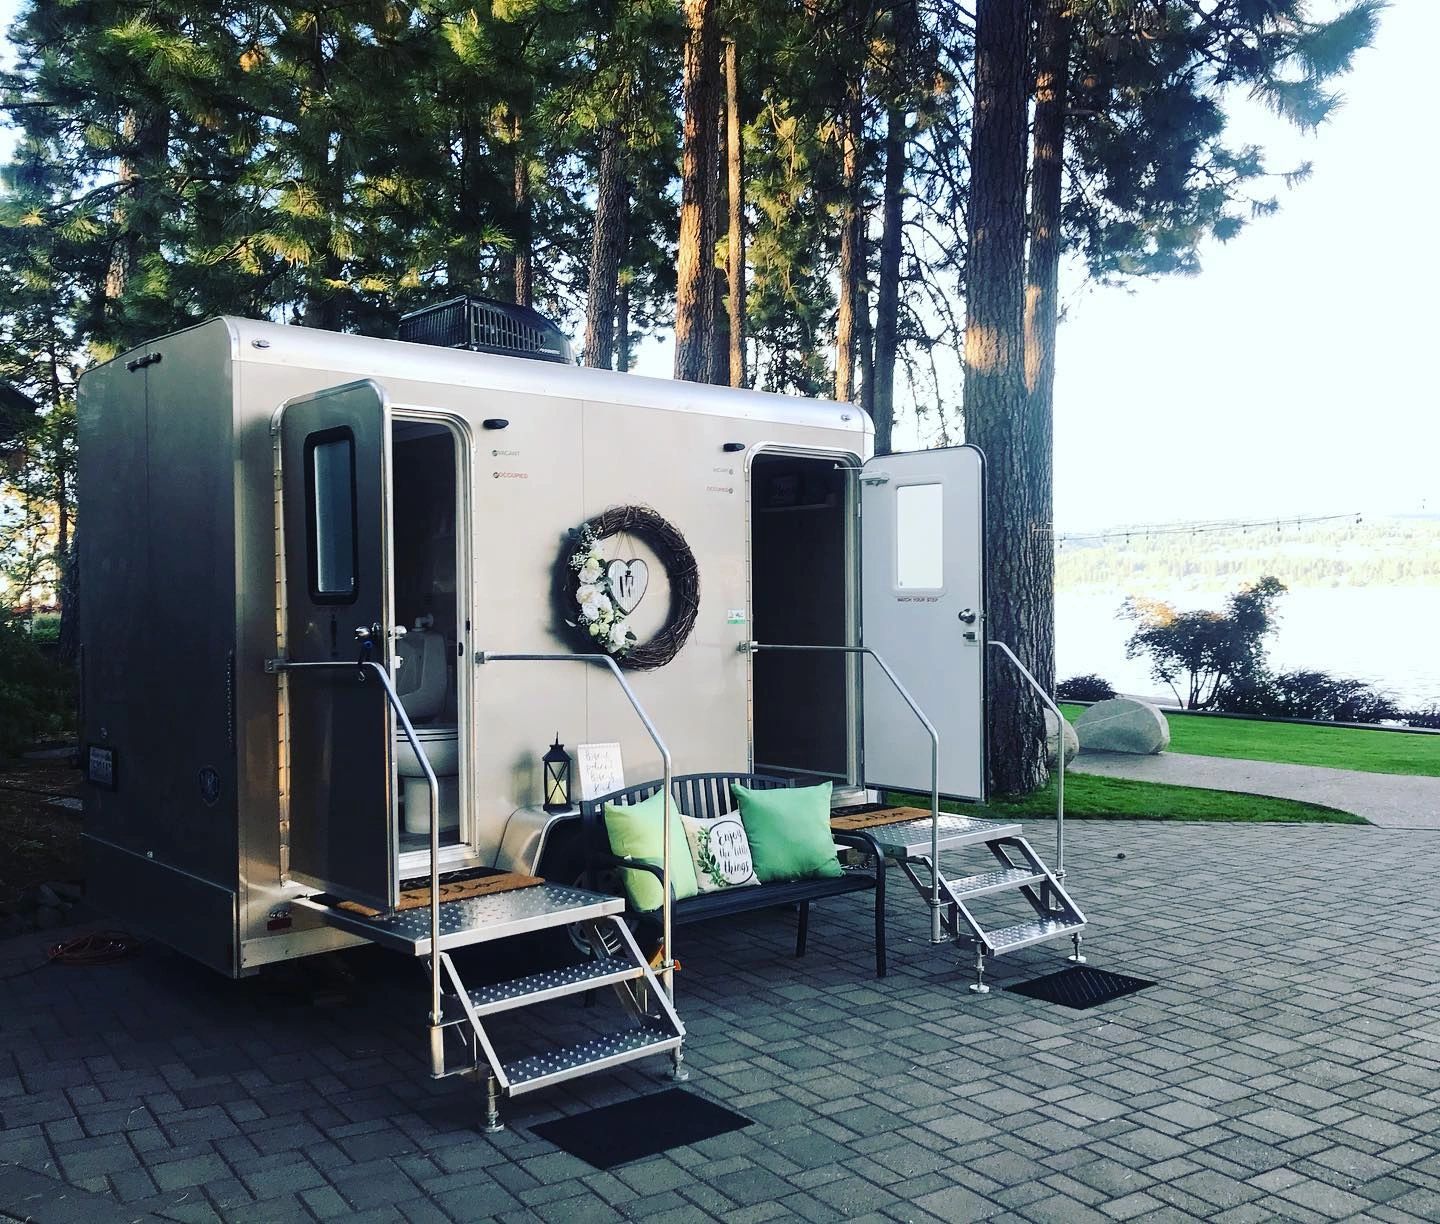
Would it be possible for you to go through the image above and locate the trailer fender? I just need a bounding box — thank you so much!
[493,806,582,877]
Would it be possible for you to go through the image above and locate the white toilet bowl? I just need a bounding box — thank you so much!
[393,625,460,836]
[397,725,460,835]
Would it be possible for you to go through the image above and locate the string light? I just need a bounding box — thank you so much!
[1052,510,1363,546]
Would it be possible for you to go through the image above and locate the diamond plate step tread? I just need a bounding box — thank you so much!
[293,883,625,955]
[941,867,1047,902]
[865,813,1023,857]
[467,954,645,1017]
[503,1022,682,1096]
[979,916,1086,955]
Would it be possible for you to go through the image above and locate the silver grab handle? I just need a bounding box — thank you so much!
[270,659,443,1019]
[988,640,1068,877]
[477,651,677,999]
[740,641,945,943]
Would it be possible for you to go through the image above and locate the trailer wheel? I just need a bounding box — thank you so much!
[534,828,636,962]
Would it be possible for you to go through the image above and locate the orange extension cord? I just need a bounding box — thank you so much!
[0,929,142,980]
[47,930,142,965]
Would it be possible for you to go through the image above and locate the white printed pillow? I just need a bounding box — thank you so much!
[681,813,761,893]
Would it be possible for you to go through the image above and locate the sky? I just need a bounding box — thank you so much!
[2,2,1433,533]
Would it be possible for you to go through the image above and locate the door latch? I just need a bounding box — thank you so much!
[354,624,381,664]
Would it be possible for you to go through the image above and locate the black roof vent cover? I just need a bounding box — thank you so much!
[399,295,575,364]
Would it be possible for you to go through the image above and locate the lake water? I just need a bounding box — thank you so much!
[1057,585,1440,710]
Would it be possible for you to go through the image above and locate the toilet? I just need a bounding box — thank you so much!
[393,622,460,837]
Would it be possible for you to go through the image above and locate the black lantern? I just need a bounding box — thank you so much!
[542,735,572,812]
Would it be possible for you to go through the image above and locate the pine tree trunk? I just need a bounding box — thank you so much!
[709,91,729,386]
[871,103,905,456]
[584,120,626,368]
[616,195,632,372]
[857,277,874,415]
[674,0,721,382]
[962,0,1044,796]
[105,107,168,319]
[616,274,631,372]
[725,37,746,388]
[1022,0,1071,703]
[512,113,533,308]
[833,76,863,403]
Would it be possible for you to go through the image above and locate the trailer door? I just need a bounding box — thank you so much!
[277,380,397,911]
[860,445,985,802]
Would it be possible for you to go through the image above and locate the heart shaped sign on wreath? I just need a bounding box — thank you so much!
[607,558,649,615]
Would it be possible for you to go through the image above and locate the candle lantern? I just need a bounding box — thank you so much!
[542,735,572,812]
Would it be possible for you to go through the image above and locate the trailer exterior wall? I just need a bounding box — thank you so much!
[79,322,242,974]
[82,318,871,975]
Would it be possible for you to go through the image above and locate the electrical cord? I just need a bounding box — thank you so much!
[0,929,141,981]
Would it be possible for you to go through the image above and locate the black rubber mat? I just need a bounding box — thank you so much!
[530,1088,752,1169]
[1005,964,1154,1010]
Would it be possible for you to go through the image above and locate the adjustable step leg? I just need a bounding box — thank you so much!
[670,1044,689,1083]
[1068,932,1086,964]
[969,946,991,994]
[483,1072,504,1134]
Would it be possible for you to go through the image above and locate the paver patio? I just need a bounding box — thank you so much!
[4,818,1440,1223]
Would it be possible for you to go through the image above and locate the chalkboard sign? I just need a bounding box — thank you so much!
[576,742,625,801]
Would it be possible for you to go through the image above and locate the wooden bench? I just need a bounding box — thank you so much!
[578,772,887,977]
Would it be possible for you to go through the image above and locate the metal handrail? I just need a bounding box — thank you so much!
[272,659,444,1022]
[476,651,678,998]
[740,641,946,944]
[988,640,1068,878]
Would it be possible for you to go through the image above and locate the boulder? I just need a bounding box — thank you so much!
[1075,697,1170,755]
[1045,710,1079,769]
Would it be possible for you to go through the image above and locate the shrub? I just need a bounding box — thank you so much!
[28,612,60,644]
[1056,674,1117,702]
[1399,705,1440,730]
[0,613,72,756]
[1223,670,1399,724]
[1122,576,1286,709]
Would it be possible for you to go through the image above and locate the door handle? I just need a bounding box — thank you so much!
[957,608,977,625]
[354,624,381,663]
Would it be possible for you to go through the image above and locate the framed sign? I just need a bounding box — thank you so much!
[576,742,625,801]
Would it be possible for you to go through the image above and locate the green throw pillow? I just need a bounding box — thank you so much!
[733,781,843,882]
[603,790,700,913]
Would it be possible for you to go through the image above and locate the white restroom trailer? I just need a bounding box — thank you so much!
[78,313,1014,978]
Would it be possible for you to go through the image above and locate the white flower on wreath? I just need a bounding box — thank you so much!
[578,557,603,584]
[577,584,611,621]
[608,618,632,649]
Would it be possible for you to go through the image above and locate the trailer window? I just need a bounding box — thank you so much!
[307,431,358,602]
[896,483,943,589]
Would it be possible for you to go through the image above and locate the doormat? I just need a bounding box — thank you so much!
[335,871,542,917]
[830,805,936,831]
[530,1089,751,1169]
[1005,964,1154,1010]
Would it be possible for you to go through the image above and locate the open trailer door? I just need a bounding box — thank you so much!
[276,379,398,911]
[860,445,986,802]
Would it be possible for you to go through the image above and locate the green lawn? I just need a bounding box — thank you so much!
[892,772,1363,825]
[1059,704,1440,778]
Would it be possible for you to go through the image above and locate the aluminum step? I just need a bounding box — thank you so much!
[941,867,1046,903]
[865,813,1022,858]
[978,916,1086,955]
[466,955,645,1018]
[502,1021,682,1096]
[294,883,624,956]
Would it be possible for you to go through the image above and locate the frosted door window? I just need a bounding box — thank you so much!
[311,434,357,599]
[896,484,943,589]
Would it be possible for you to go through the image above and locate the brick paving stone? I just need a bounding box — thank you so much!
[10,821,1440,1221]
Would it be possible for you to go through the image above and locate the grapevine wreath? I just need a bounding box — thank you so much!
[562,505,700,671]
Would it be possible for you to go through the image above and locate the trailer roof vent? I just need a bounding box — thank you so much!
[399,296,575,364]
